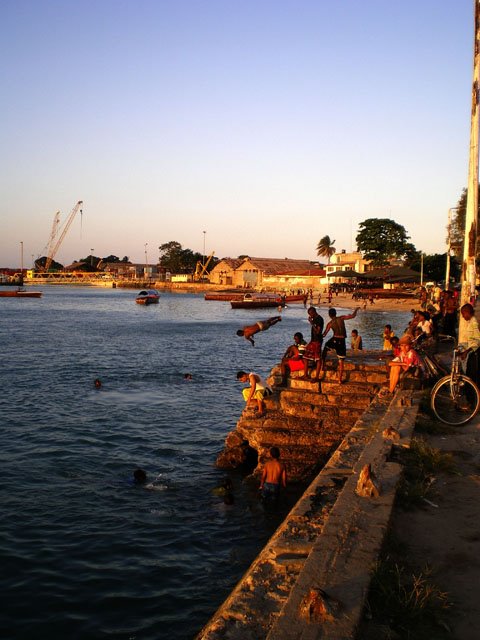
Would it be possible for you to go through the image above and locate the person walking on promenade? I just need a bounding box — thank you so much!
[259,446,287,500]
[302,306,324,380]
[236,371,273,417]
[321,307,360,383]
[236,316,282,346]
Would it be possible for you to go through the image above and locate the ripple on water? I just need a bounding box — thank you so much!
[0,288,410,639]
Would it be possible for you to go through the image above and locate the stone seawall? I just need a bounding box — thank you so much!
[197,384,418,640]
[216,351,389,481]
[197,352,420,640]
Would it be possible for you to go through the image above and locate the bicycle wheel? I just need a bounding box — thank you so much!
[431,375,480,425]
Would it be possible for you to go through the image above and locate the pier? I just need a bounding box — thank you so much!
[199,352,420,639]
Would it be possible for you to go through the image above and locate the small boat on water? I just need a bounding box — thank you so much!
[204,291,245,301]
[230,293,285,309]
[136,289,160,305]
[0,287,42,298]
[207,292,306,303]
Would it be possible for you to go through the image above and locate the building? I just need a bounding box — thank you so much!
[324,251,371,281]
[209,256,323,289]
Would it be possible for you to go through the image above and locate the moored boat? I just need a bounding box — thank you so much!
[136,289,160,305]
[0,287,42,298]
[230,293,285,309]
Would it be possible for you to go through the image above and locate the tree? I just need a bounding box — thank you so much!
[158,241,204,273]
[356,218,414,267]
[408,253,460,283]
[316,235,336,261]
[449,187,480,261]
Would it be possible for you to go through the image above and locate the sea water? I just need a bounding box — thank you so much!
[0,287,410,639]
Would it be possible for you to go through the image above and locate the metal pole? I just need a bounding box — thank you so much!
[20,241,23,273]
[144,243,148,277]
[203,231,206,267]
[460,0,480,343]
[420,253,424,286]
[90,249,94,269]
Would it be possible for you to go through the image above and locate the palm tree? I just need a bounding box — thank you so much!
[316,235,336,261]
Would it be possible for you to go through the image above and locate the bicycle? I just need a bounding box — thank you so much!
[427,338,480,426]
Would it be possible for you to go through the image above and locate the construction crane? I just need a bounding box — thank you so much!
[194,251,215,281]
[43,200,83,271]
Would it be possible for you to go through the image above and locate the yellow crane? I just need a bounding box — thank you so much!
[43,200,83,271]
[194,251,215,281]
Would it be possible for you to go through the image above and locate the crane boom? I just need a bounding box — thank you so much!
[45,200,83,271]
[194,251,215,280]
[44,211,61,265]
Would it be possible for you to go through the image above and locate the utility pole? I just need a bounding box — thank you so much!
[459,0,480,342]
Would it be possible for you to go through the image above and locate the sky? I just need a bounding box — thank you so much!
[0,0,476,267]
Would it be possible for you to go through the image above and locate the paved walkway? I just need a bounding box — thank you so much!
[389,412,480,640]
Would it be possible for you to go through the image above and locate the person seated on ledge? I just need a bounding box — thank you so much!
[259,446,287,500]
[236,316,282,346]
[379,335,422,397]
[279,332,306,385]
[351,329,363,351]
[236,370,272,417]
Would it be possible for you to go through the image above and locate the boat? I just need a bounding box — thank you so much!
[204,291,245,301]
[230,293,285,309]
[206,292,306,303]
[0,287,42,298]
[135,289,160,305]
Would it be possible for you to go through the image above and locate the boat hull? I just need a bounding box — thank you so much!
[230,299,285,309]
[0,290,42,298]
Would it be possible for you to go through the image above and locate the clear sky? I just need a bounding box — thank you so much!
[0,0,475,267]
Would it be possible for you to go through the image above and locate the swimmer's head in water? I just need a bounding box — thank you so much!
[94,379,102,389]
[133,468,147,483]
[184,373,192,380]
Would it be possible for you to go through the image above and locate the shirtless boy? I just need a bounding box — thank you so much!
[259,447,287,499]
[236,316,282,346]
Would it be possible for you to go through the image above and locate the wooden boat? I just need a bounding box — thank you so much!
[206,292,305,303]
[230,293,285,309]
[136,289,160,305]
[204,292,245,301]
[0,288,42,298]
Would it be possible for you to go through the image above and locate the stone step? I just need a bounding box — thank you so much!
[279,388,373,409]
[280,403,365,421]
[257,443,336,463]
[241,427,350,448]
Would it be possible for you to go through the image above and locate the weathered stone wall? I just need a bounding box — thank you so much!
[197,389,420,640]
[216,351,390,481]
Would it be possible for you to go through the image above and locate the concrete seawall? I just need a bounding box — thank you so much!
[198,352,420,639]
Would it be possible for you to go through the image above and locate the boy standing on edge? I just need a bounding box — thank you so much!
[259,447,287,499]
[321,307,360,383]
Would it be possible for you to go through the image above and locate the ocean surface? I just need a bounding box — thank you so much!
[0,287,410,640]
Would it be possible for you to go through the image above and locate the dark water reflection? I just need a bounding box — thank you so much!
[0,288,409,639]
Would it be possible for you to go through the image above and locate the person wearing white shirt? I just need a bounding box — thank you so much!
[459,304,480,383]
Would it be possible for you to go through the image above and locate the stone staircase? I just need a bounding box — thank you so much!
[216,351,390,481]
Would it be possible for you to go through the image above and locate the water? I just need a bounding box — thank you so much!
[0,287,410,640]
